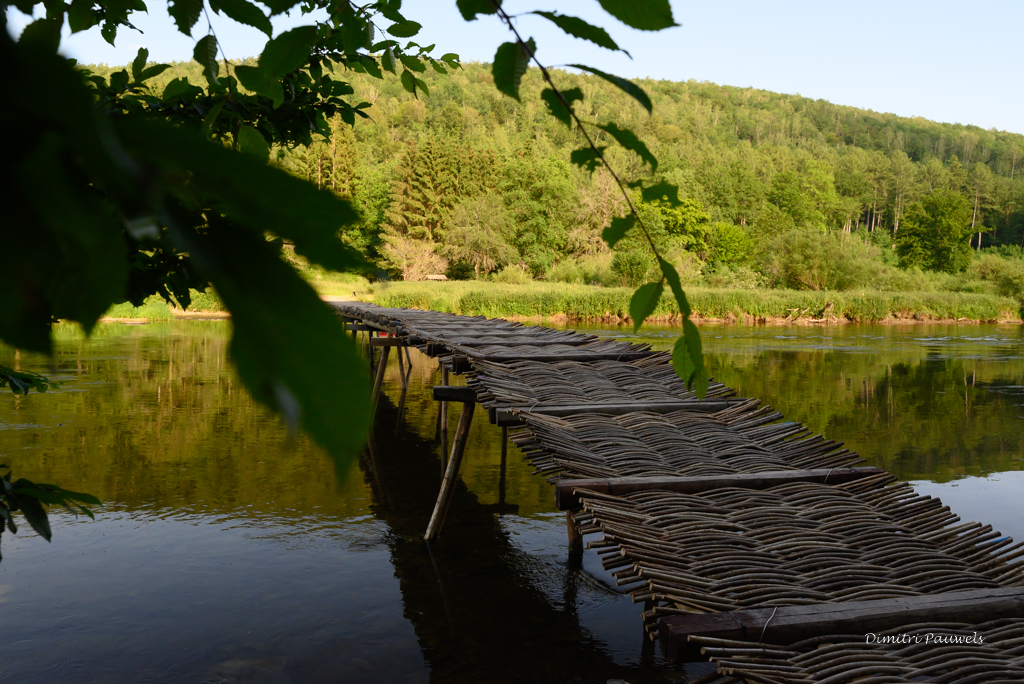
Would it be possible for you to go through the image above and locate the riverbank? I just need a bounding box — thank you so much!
[95,281,1021,325]
[366,281,1022,325]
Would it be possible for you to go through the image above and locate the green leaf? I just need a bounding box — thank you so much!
[198,223,372,464]
[641,180,681,206]
[259,0,300,15]
[657,257,691,317]
[115,118,364,273]
[68,0,100,32]
[414,77,430,96]
[400,69,417,96]
[140,64,171,82]
[457,0,500,21]
[162,76,201,101]
[234,64,284,108]
[13,494,51,541]
[598,122,657,171]
[210,0,272,37]
[671,320,707,397]
[671,335,695,388]
[597,0,676,31]
[602,215,635,248]
[192,35,219,84]
[532,12,624,53]
[388,20,421,38]
[168,0,203,34]
[259,25,317,77]
[1,133,128,354]
[399,54,426,73]
[682,319,708,397]
[18,18,61,52]
[570,146,606,173]
[567,64,652,114]
[131,47,149,84]
[357,54,382,79]
[540,86,582,128]
[492,39,534,101]
[381,47,397,74]
[629,281,663,333]
[238,125,270,162]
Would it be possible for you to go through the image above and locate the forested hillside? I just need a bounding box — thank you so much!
[85,59,1024,300]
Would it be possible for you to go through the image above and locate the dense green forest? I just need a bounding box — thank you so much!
[85,59,1024,304]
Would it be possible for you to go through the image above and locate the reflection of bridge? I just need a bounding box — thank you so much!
[361,392,661,683]
[339,302,1024,683]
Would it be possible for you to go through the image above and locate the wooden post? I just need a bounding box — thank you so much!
[440,365,449,448]
[397,344,407,390]
[566,511,583,557]
[498,426,508,506]
[424,402,476,541]
[371,346,391,405]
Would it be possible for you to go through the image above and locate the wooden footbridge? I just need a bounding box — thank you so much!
[334,301,1024,682]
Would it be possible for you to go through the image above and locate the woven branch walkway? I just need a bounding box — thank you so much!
[334,302,1024,683]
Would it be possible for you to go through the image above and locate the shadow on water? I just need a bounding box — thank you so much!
[359,382,695,684]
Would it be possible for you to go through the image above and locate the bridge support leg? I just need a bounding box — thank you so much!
[498,426,508,506]
[424,401,475,541]
[439,365,449,456]
[567,511,583,558]
[371,346,391,405]
[397,344,407,390]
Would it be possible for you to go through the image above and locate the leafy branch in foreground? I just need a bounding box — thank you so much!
[465,0,709,396]
[0,465,100,561]
[0,366,60,394]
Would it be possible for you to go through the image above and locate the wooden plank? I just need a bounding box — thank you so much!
[659,587,1024,662]
[464,351,654,363]
[433,385,478,403]
[369,337,407,347]
[493,400,738,425]
[554,467,886,509]
[447,338,596,347]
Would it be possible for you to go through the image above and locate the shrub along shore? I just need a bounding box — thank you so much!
[96,281,1020,325]
[366,282,1021,325]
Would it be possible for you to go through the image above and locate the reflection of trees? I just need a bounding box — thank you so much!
[709,347,1024,481]
[3,323,368,517]
[362,395,662,684]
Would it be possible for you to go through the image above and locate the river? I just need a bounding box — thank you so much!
[1,320,1022,683]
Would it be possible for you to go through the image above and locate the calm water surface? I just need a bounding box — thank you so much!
[1,320,1022,683]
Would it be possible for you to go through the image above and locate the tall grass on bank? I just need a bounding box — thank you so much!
[102,289,225,319]
[368,281,1021,323]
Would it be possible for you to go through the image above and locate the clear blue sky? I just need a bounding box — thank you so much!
[7,0,1023,134]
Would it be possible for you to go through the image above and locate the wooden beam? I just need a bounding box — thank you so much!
[424,402,476,541]
[660,587,1024,662]
[369,337,407,347]
[370,346,391,405]
[465,351,653,363]
[433,385,478,403]
[342,323,376,331]
[554,467,886,509]
[449,338,596,347]
[493,400,738,425]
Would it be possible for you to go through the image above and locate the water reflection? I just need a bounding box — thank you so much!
[1,320,1023,682]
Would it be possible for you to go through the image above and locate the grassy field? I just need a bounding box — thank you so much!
[367,281,1022,323]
